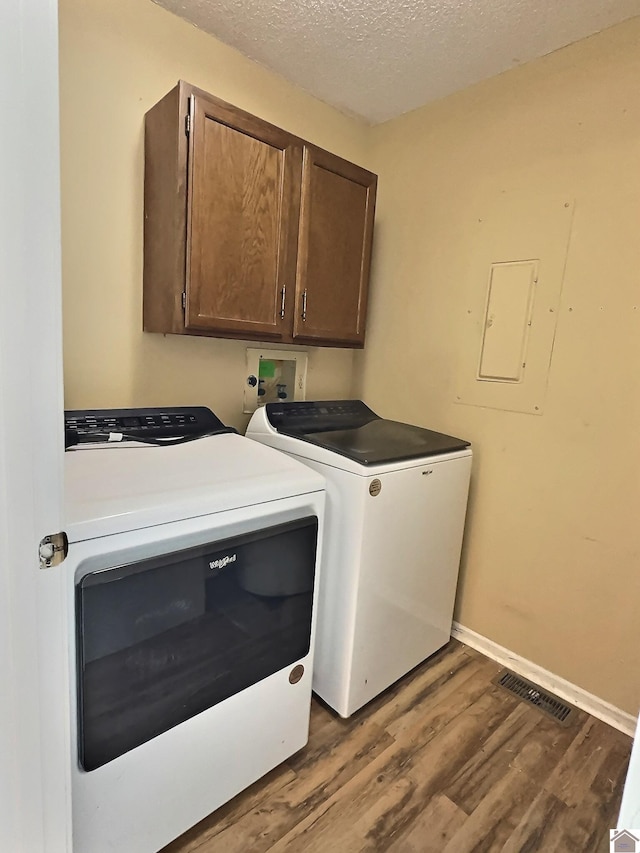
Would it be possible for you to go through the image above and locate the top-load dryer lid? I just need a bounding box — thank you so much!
[264,400,470,466]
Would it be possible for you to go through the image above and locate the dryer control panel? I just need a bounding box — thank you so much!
[64,406,229,441]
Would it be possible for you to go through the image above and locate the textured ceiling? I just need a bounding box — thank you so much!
[152,0,640,124]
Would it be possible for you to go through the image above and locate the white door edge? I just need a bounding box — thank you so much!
[0,0,71,850]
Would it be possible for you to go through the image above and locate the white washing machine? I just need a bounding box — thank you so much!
[246,400,472,718]
[63,407,325,853]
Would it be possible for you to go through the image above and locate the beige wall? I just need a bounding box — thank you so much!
[60,1,640,713]
[58,0,371,431]
[360,19,640,713]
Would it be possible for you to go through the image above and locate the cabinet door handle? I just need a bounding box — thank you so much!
[301,289,307,322]
[280,286,286,319]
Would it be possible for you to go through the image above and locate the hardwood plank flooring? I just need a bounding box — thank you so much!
[161,641,631,853]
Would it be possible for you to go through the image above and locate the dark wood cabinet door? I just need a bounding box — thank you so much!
[292,146,377,347]
[144,82,377,347]
[185,92,301,338]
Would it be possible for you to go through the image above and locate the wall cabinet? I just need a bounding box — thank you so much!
[143,81,377,348]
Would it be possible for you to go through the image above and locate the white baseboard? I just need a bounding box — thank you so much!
[451,621,637,737]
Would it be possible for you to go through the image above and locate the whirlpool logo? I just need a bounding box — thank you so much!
[209,553,237,570]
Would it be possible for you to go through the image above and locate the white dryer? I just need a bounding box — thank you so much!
[246,400,471,718]
[63,407,325,853]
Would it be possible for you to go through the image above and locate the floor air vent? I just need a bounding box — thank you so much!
[493,670,576,726]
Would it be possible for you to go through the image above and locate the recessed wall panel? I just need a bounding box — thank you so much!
[478,260,537,383]
[455,194,574,415]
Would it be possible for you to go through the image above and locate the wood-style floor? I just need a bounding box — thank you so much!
[162,641,631,853]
